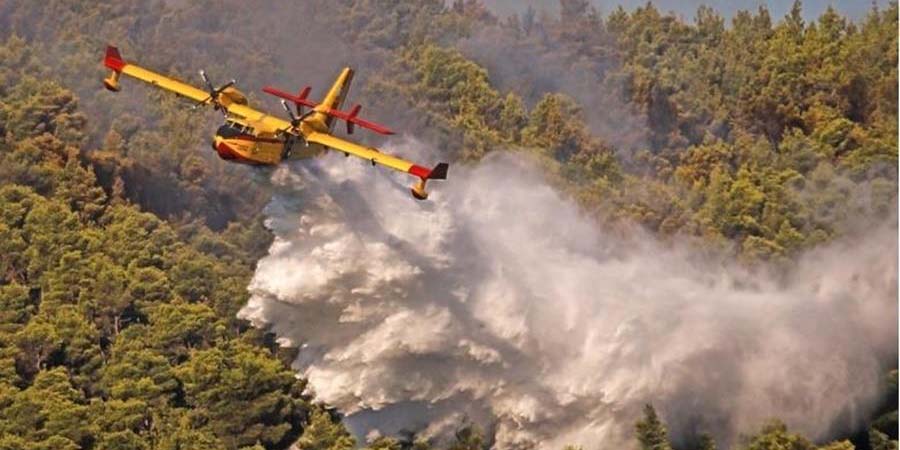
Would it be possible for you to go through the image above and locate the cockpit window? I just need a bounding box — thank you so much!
[217,121,254,138]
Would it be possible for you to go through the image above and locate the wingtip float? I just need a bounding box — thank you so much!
[102,45,125,91]
[102,45,448,200]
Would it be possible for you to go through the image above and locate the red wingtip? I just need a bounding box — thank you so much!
[409,165,431,179]
[104,45,125,71]
[408,163,449,200]
[408,163,449,180]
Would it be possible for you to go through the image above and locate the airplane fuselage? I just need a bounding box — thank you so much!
[211,116,328,165]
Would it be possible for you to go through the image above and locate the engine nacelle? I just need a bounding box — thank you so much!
[218,86,248,106]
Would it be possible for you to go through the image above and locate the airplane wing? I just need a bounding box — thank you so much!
[305,131,434,177]
[103,46,210,103]
[305,131,448,199]
[103,45,293,132]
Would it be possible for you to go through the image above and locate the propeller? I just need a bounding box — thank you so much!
[279,99,315,131]
[192,70,236,113]
[281,99,301,127]
[277,99,314,156]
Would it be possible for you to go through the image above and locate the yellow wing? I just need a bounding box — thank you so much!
[103,45,289,128]
[306,132,449,200]
[306,132,414,173]
[103,46,209,103]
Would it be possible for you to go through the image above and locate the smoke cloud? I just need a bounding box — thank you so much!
[456,27,650,153]
[240,138,897,449]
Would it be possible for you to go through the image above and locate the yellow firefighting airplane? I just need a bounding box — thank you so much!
[102,46,448,199]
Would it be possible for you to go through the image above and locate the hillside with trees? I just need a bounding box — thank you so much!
[0,1,896,449]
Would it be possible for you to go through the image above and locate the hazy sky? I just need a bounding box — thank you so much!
[480,0,889,22]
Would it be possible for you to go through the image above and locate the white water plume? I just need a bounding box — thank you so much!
[239,138,897,449]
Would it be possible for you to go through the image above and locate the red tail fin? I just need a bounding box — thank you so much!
[104,45,125,71]
[346,105,362,134]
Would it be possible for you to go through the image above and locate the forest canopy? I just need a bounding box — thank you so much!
[0,0,896,449]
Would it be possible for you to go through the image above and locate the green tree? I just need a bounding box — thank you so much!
[740,420,815,450]
[94,430,150,450]
[635,404,673,450]
[295,408,355,450]
[174,341,306,449]
[869,428,898,450]
[366,436,403,450]
[448,425,485,450]
[698,433,717,450]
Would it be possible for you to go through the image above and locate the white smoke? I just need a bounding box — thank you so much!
[240,138,897,449]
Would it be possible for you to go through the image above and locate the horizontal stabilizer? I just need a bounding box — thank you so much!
[327,104,394,135]
[263,86,318,109]
[262,85,395,135]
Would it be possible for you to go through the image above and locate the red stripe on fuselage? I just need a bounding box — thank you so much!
[215,141,268,165]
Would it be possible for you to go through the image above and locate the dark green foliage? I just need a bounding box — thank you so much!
[740,421,817,450]
[294,408,355,450]
[366,436,404,450]
[738,420,856,450]
[175,341,304,448]
[698,433,717,450]
[635,404,673,450]
[364,1,896,264]
[0,1,895,449]
[447,426,486,450]
[869,428,898,450]
[0,39,308,449]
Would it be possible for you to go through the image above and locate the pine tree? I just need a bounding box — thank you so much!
[635,404,673,450]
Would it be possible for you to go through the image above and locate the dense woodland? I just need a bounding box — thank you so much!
[0,1,896,449]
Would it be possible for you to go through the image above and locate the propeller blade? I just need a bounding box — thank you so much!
[280,99,299,125]
[190,97,210,110]
[215,79,236,95]
[199,70,214,92]
[299,110,315,121]
[280,99,294,117]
